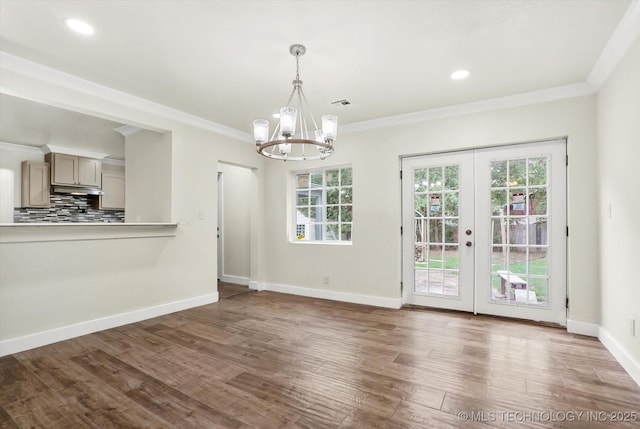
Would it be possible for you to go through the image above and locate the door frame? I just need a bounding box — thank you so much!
[401,138,568,325]
[217,171,224,281]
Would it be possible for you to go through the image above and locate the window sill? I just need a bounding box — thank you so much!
[290,240,352,246]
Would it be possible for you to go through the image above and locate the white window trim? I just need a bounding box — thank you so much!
[290,164,353,245]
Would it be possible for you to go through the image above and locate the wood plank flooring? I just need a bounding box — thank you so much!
[1,289,639,428]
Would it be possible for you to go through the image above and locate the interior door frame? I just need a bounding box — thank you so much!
[401,138,568,325]
[217,171,223,281]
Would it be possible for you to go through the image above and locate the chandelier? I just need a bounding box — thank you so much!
[253,44,338,161]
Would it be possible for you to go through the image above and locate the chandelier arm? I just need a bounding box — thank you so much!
[299,90,320,131]
[297,89,308,140]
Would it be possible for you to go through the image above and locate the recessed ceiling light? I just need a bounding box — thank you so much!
[272,113,280,119]
[451,69,470,80]
[64,18,95,36]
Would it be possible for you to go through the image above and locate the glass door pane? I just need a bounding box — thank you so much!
[476,140,566,325]
[402,152,474,312]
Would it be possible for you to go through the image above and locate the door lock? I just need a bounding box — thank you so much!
[466,241,473,247]
[465,229,472,235]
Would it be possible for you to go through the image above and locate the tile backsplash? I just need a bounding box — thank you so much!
[14,194,124,223]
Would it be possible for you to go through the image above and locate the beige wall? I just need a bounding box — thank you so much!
[125,130,172,223]
[0,62,264,345]
[218,163,253,281]
[597,37,640,364]
[263,95,600,325]
[0,145,44,208]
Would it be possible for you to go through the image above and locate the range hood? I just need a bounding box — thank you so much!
[52,186,104,196]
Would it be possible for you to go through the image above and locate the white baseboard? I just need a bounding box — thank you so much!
[567,319,600,337]
[221,274,250,286]
[0,292,219,357]
[598,327,640,387]
[264,282,402,309]
[248,281,266,291]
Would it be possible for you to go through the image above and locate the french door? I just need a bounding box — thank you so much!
[402,140,567,325]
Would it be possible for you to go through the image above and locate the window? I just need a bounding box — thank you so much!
[294,166,352,242]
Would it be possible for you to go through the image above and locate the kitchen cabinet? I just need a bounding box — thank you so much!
[21,161,50,207]
[45,153,101,187]
[95,171,125,210]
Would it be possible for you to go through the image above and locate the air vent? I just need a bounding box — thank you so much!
[331,99,351,107]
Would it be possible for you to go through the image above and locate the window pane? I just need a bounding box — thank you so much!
[326,206,339,222]
[491,246,507,272]
[491,190,507,215]
[429,193,442,216]
[509,221,527,245]
[444,220,458,244]
[509,159,526,186]
[508,247,527,274]
[428,219,443,242]
[325,169,339,186]
[415,168,429,193]
[296,173,309,189]
[529,277,548,306]
[341,187,352,204]
[428,168,443,191]
[492,218,507,245]
[325,223,339,240]
[509,189,526,215]
[415,194,428,216]
[340,168,352,186]
[341,205,352,222]
[491,161,507,188]
[310,190,322,205]
[298,207,309,217]
[531,216,547,245]
[529,247,548,275]
[310,172,323,186]
[443,270,459,297]
[340,223,352,241]
[296,190,309,206]
[444,165,459,190]
[530,188,547,215]
[528,158,547,186]
[327,188,339,205]
[444,192,458,217]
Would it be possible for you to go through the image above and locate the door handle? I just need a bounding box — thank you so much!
[466,241,473,247]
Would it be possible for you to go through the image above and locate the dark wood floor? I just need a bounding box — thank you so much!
[218,281,254,300]
[1,290,639,428]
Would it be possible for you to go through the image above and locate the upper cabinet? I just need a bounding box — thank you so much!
[97,171,125,210]
[45,153,101,187]
[21,161,50,208]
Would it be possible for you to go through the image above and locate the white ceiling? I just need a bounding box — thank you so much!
[0,93,126,159]
[0,0,634,135]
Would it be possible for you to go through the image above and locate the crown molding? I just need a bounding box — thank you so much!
[587,0,640,90]
[102,157,126,167]
[41,144,109,159]
[0,51,252,143]
[340,82,595,134]
[0,142,124,164]
[114,125,143,137]
[0,141,43,154]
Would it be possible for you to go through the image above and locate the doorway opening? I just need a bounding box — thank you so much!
[217,162,257,299]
